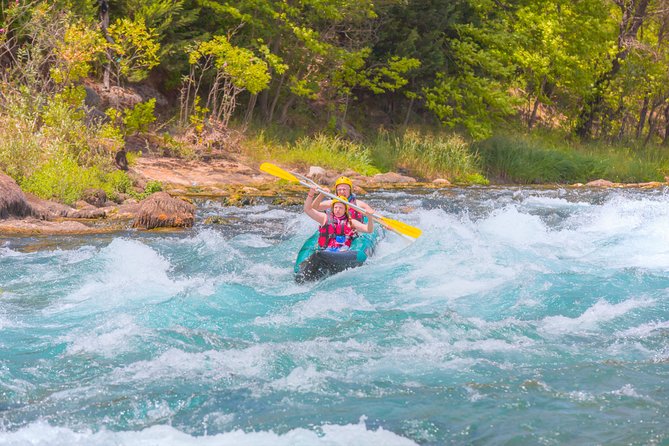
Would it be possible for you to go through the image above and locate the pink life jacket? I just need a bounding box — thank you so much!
[317,211,355,249]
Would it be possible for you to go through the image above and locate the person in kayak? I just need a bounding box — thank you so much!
[304,188,374,251]
[311,176,374,222]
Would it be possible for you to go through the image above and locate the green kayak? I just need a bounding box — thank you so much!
[294,225,385,283]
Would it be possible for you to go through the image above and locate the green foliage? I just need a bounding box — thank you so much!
[189,36,271,94]
[424,72,517,140]
[372,130,488,183]
[475,133,667,183]
[51,20,106,85]
[20,153,133,204]
[188,96,209,134]
[254,133,380,176]
[123,99,157,134]
[144,180,163,195]
[107,17,161,82]
[0,112,44,183]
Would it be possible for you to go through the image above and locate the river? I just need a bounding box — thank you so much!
[1,186,668,445]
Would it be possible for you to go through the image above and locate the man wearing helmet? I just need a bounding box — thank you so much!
[311,176,374,222]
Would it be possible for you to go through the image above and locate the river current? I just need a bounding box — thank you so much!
[1,187,668,445]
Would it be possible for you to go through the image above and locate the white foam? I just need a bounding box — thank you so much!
[478,206,548,246]
[608,383,642,398]
[51,239,186,314]
[0,418,418,446]
[255,287,375,325]
[111,344,274,384]
[540,298,655,335]
[62,314,151,357]
[269,365,335,393]
[616,320,669,338]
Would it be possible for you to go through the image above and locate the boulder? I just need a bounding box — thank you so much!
[81,188,108,207]
[370,172,417,184]
[433,178,451,185]
[307,166,328,183]
[0,173,33,219]
[585,179,615,187]
[133,192,195,229]
[25,193,71,218]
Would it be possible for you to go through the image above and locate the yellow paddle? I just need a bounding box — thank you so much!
[259,162,422,239]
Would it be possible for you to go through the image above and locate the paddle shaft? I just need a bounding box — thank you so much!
[293,173,415,240]
[259,163,419,239]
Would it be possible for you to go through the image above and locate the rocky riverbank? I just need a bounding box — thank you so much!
[1,155,667,235]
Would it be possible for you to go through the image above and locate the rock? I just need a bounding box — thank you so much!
[272,196,302,206]
[81,188,108,207]
[133,192,195,229]
[433,178,451,185]
[74,200,95,210]
[0,173,33,219]
[115,150,128,170]
[585,179,615,187]
[68,208,108,219]
[307,166,328,183]
[84,85,101,107]
[342,169,361,178]
[24,193,71,218]
[203,215,228,225]
[370,172,417,184]
[223,193,256,206]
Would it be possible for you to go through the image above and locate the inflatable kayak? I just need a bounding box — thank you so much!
[294,226,385,283]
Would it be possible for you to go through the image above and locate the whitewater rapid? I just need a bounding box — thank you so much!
[1,186,668,445]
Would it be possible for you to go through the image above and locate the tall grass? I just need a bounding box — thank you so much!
[370,130,488,184]
[247,128,489,184]
[475,133,668,183]
[248,132,381,176]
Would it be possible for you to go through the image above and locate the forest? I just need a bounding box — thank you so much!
[2,0,669,203]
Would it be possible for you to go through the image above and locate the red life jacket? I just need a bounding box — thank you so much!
[347,195,363,222]
[317,211,355,249]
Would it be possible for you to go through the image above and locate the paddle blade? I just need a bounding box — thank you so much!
[378,216,422,239]
[260,163,299,183]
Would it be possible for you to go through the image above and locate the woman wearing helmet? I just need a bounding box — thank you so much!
[311,176,374,222]
[304,189,374,251]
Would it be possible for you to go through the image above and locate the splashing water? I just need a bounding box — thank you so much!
[1,187,669,445]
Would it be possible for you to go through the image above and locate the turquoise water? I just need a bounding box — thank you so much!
[1,187,668,445]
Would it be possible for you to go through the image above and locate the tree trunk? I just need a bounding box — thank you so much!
[575,0,650,139]
[403,96,414,127]
[644,99,660,146]
[98,0,112,90]
[279,96,295,124]
[636,95,649,139]
[267,72,286,124]
[528,76,547,130]
[662,104,669,145]
[244,93,257,126]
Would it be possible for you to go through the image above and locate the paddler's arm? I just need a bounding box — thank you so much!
[304,188,327,225]
[311,191,329,211]
[351,210,374,233]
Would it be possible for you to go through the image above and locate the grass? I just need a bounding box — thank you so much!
[247,132,381,176]
[475,132,669,184]
[246,128,489,184]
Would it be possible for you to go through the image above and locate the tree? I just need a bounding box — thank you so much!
[575,0,652,138]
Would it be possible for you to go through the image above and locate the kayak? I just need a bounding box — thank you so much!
[294,225,385,283]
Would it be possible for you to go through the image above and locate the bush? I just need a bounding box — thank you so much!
[371,130,488,184]
[475,133,666,184]
[258,133,380,176]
